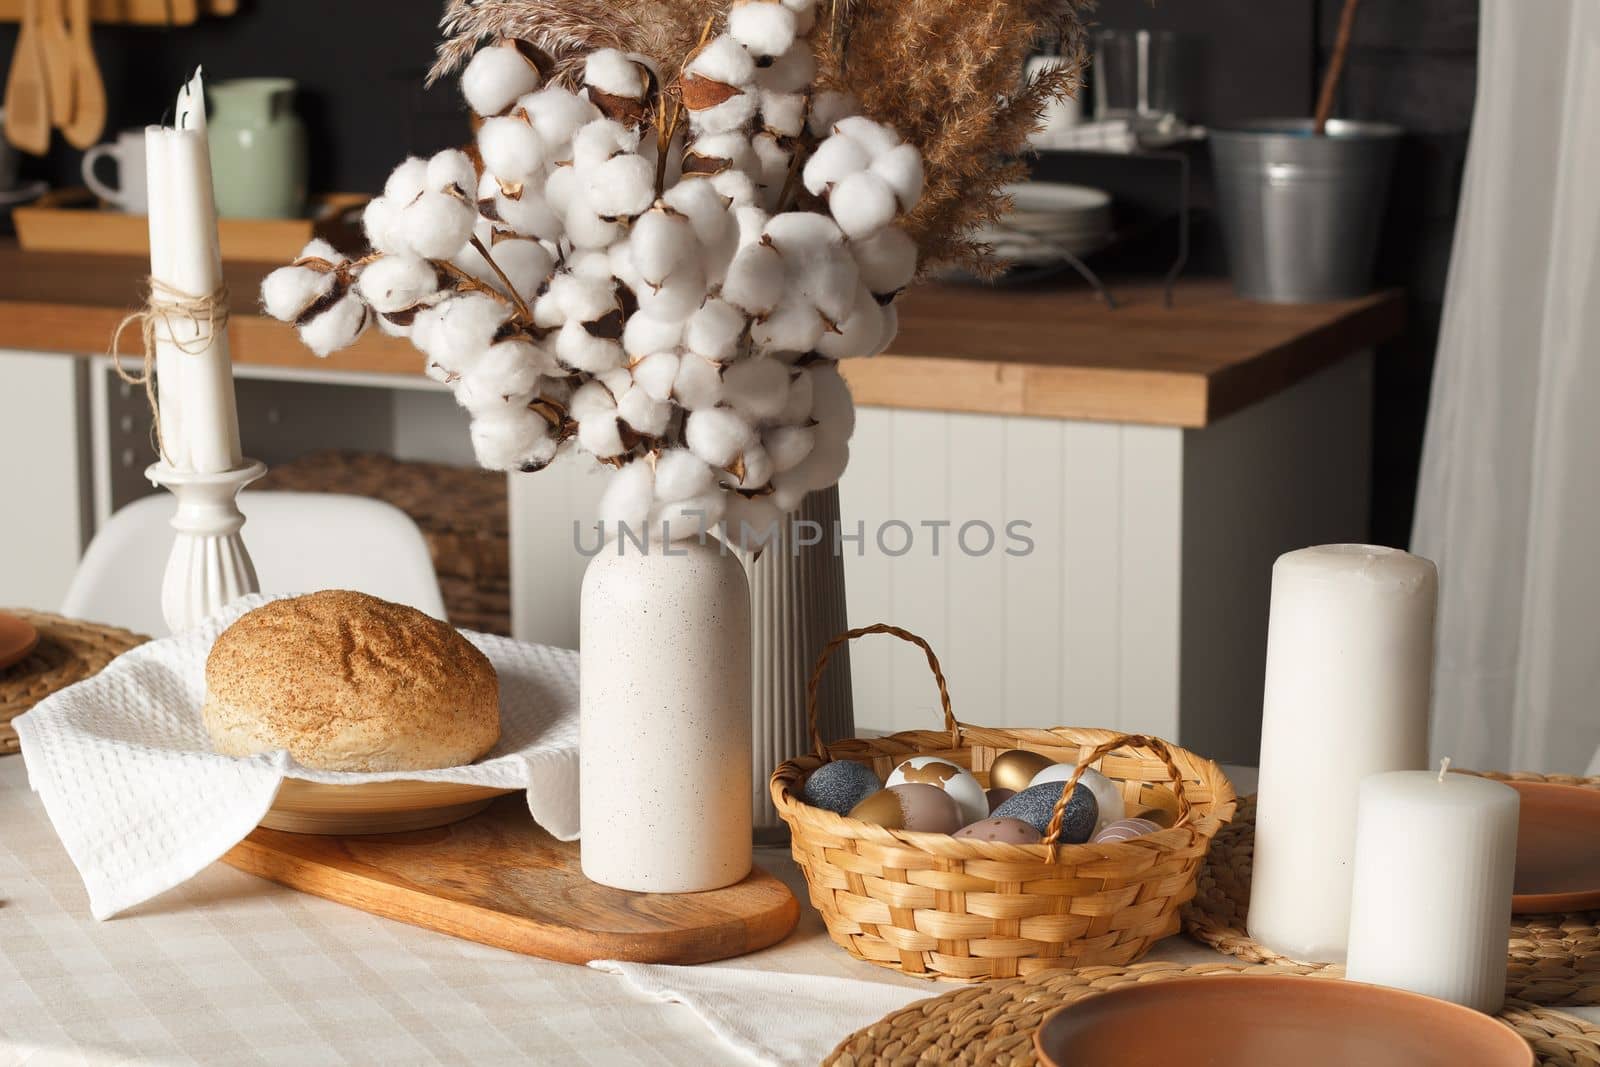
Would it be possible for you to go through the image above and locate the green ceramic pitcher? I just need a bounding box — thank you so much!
[207,78,307,219]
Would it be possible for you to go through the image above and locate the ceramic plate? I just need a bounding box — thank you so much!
[1034,976,1531,1067]
[263,779,520,835]
[1508,780,1600,913]
[1005,181,1112,216]
[0,612,40,670]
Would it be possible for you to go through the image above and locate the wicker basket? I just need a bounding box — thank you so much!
[770,624,1237,982]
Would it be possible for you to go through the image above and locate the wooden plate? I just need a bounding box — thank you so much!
[264,778,520,835]
[1034,975,1532,1067]
[1509,780,1600,913]
[0,612,40,671]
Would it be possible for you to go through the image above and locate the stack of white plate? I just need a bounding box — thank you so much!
[973,182,1114,267]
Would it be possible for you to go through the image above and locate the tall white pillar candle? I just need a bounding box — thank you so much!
[143,126,190,470]
[148,69,243,474]
[1346,765,1519,1013]
[1247,544,1437,962]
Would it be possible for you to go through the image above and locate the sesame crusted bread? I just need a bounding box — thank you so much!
[203,590,499,772]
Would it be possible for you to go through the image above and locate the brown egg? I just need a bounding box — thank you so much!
[988,749,1057,793]
[848,784,963,833]
[954,817,1043,844]
[985,786,1016,813]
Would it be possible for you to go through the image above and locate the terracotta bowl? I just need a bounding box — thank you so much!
[1508,780,1600,913]
[1034,975,1531,1067]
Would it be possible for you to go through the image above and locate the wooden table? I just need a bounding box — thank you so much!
[0,243,1403,761]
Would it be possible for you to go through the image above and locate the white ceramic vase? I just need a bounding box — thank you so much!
[579,533,753,892]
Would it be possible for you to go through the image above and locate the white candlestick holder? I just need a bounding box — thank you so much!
[146,459,267,634]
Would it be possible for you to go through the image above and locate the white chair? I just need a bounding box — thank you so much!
[62,490,447,636]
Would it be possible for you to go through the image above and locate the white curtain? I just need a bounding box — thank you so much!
[1412,0,1600,775]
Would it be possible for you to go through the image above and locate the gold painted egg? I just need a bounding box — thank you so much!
[987,749,1057,793]
[886,756,988,825]
[847,784,963,834]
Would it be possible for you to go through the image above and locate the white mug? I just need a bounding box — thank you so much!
[82,129,148,214]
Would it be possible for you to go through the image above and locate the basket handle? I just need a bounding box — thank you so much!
[805,624,959,760]
[1042,733,1193,859]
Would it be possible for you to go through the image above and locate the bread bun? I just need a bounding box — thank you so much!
[204,590,499,772]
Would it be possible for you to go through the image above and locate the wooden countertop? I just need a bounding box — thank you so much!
[0,243,1403,428]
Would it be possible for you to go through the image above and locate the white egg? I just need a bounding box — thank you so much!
[1028,763,1126,830]
[885,755,987,827]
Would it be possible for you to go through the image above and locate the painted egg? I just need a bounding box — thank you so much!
[886,756,988,826]
[848,783,964,833]
[1091,817,1164,844]
[802,760,883,816]
[991,781,1099,843]
[985,787,1016,814]
[1028,764,1126,830]
[953,817,1043,844]
[987,749,1057,793]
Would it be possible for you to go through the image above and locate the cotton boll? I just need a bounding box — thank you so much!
[807,91,859,137]
[298,294,368,357]
[482,173,564,240]
[686,34,757,88]
[780,0,818,33]
[721,492,784,550]
[577,410,627,458]
[751,131,793,194]
[663,178,737,246]
[759,93,806,139]
[649,449,711,502]
[584,48,651,99]
[427,148,478,197]
[630,208,697,288]
[521,87,602,154]
[634,260,706,321]
[377,312,413,339]
[724,444,773,491]
[488,238,556,301]
[462,45,542,117]
[541,163,578,215]
[778,366,813,423]
[850,225,917,297]
[710,168,758,207]
[632,351,680,401]
[556,319,624,373]
[735,205,769,248]
[871,143,923,211]
[803,133,870,194]
[363,196,406,255]
[599,459,654,534]
[752,296,822,353]
[771,425,847,508]
[623,310,685,358]
[721,242,785,316]
[834,116,902,158]
[673,354,725,410]
[401,191,477,259]
[810,363,856,439]
[569,378,619,421]
[564,198,624,250]
[586,152,655,219]
[421,292,509,372]
[756,43,816,93]
[728,1,796,59]
[260,264,333,321]
[684,298,746,361]
[572,118,639,170]
[870,301,899,356]
[722,357,792,421]
[828,170,898,239]
[355,255,438,313]
[478,117,547,186]
[384,156,429,203]
[616,384,671,437]
[650,492,726,547]
[458,338,545,410]
[682,130,755,178]
[471,407,557,472]
[688,91,759,137]
[765,423,815,472]
[566,247,613,281]
[816,286,886,359]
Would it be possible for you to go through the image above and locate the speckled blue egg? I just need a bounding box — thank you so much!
[801,760,883,816]
[991,781,1099,843]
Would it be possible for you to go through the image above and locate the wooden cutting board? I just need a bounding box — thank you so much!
[221,797,801,965]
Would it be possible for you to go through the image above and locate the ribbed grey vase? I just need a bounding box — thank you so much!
[744,484,854,841]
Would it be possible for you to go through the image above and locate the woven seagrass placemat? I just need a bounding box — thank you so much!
[0,611,147,754]
[1184,792,1600,1006]
[824,960,1600,1066]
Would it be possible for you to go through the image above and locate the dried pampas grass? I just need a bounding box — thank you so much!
[819,0,1093,273]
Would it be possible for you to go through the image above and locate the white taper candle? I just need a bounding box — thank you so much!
[1345,763,1519,1013]
[1247,544,1437,962]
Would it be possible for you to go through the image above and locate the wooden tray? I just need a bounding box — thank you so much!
[222,796,801,965]
[14,188,368,261]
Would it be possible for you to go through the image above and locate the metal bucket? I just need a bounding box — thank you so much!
[1210,119,1401,303]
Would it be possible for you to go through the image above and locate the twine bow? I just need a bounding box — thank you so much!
[109,278,230,463]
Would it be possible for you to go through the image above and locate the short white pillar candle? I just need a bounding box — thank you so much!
[1247,544,1437,962]
[1345,763,1519,1014]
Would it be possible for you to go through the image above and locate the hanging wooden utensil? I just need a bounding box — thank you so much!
[38,0,75,129]
[3,0,52,154]
[61,0,106,148]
